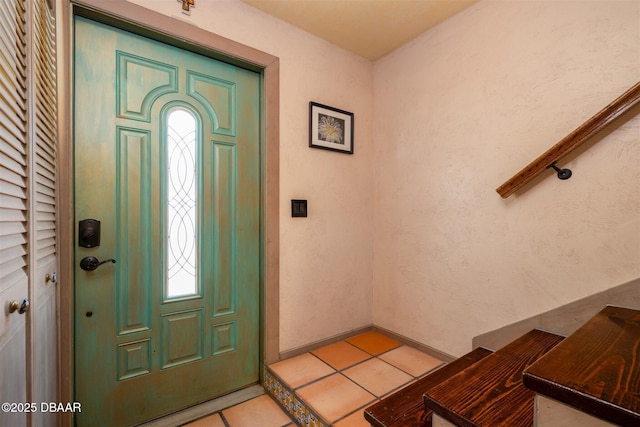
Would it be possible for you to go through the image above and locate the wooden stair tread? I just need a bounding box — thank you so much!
[523,305,640,426]
[364,347,493,427]
[424,329,564,427]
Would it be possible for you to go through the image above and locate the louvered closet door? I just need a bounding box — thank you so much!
[0,0,29,426]
[30,1,58,426]
[0,1,58,426]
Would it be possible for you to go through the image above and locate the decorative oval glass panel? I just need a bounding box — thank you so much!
[166,108,198,298]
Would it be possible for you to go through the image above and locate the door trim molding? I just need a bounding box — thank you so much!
[58,1,279,424]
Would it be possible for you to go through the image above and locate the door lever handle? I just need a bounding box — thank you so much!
[80,256,116,272]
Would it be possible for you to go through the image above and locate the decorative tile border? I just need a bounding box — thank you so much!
[264,367,328,427]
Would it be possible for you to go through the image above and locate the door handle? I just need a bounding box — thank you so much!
[80,256,116,272]
[9,299,30,315]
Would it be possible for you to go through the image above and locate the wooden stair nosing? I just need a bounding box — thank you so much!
[523,305,640,427]
[364,347,493,427]
[423,329,564,427]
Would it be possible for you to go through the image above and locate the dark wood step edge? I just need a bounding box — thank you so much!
[364,347,493,427]
[522,306,640,426]
[423,329,564,427]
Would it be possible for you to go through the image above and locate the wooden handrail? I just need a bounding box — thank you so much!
[496,81,640,198]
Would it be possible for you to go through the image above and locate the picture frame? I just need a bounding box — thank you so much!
[309,102,354,154]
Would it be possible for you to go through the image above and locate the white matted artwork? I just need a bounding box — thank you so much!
[309,102,354,154]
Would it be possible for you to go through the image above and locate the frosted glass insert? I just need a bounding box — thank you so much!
[166,109,197,298]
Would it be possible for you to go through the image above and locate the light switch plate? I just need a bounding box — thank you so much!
[291,199,307,217]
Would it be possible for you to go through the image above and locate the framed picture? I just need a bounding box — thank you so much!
[309,102,354,154]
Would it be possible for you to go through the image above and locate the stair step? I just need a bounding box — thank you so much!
[523,305,640,426]
[423,329,564,427]
[364,347,493,427]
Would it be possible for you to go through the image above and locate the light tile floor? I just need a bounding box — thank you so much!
[184,331,444,426]
[183,394,294,427]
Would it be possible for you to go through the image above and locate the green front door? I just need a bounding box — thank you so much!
[73,16,261,426]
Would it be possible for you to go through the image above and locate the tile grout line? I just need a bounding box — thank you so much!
[304,342,412,425]
[329,400,378,426]
[268,344,388,425]
[268,334,446,426]
[219,411,231,427]
[324,345,448,425]
[340,339,379,356]
[290,351,341,391]
[326,349,423,425]
[290,353,369,425]
[288,350,376,426]
[309,341,404,422]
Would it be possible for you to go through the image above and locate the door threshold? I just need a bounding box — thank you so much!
[137,384,264,427]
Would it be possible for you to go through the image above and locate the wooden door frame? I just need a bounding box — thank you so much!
[57,1,279,424]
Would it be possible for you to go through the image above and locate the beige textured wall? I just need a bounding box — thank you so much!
[128,0,639,357]
[372,0,640,356]
[127,0,374,352]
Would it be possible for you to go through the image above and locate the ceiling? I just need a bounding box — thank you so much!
[240,0,478,60]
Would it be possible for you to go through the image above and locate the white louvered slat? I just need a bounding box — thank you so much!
[0,95,27,139]
[0,206,27,222]
[35,187,55,203]
[0,131,26,161]
[0,232,27,250]
[0,220,27,238]
[0,168,26,197]
[0,193,26,210]
[0,257,27,291]
[35,171,55,197]
[0,244,27,266]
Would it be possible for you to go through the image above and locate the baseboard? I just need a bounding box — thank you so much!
[278,324,455,363]
[373,325,456,363]
[278,325,376,361]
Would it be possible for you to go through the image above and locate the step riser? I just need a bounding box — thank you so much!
[432,414,456,427]
[264,368,328,427]
[536,395,619,427]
